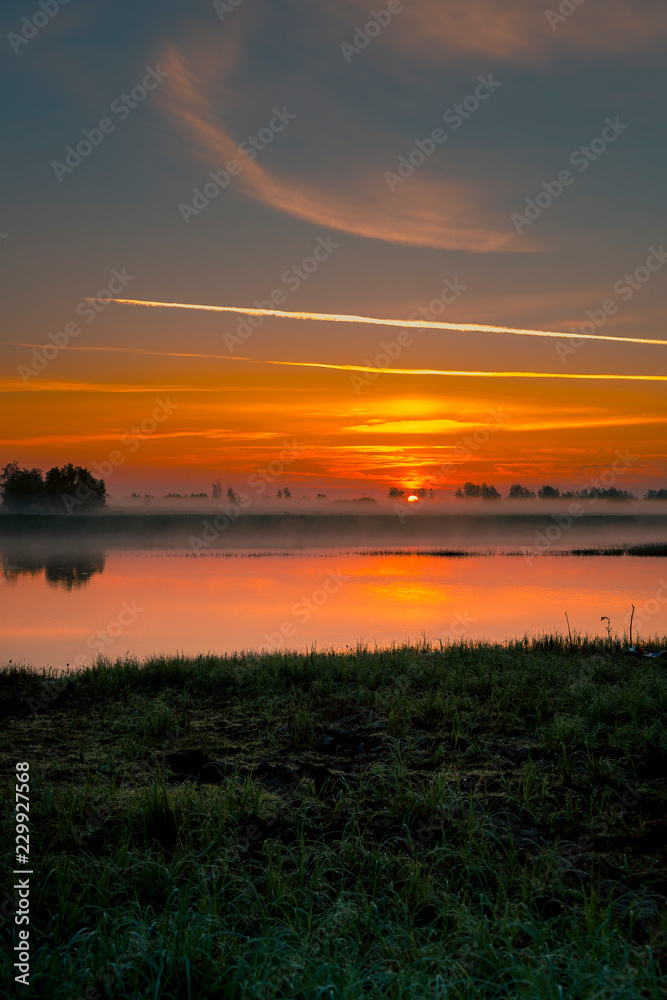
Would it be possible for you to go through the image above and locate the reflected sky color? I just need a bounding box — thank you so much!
[2,551,665,669]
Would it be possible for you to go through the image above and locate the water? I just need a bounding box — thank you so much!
[2,548,665,669]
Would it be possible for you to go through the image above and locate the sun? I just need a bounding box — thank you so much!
[407,494,420,502]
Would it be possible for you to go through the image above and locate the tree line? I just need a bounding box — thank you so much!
[390,482,666,500]
[0,461,107,512]
[388,487,437,498]
[2,459,665,510]
[456,482,646,500]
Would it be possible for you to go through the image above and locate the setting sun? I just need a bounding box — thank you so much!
[1,2,666,992]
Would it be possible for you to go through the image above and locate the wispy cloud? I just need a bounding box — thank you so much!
[15,340,667,383]
[323,0,667,65]
[0,429,278,446]
[345,418,479,434]
[0,380,230,394]
[345,415,667,435]
[157,33,526,252]
[95,297,667,347]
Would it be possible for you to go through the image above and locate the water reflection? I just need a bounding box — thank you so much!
[1,548,665,670]
[1,549,105,590]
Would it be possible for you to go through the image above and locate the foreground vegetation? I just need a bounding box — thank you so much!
[1,637,666,998]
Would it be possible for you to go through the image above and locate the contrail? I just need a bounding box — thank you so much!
[94,296,667,347]
[17,342,667,381]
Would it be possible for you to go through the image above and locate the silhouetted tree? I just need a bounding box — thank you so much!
[0,461,106,512]
[388,486,405,497]
[538,485,560,498]
[45,464,107,512]
[508,483,536,499]
[582,487,635,501]
[645,488,667,500]
[0,461,45,509]
[455,482,500,499]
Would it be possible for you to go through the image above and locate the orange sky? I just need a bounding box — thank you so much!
[1,0,666,497]
[3,334,666,495]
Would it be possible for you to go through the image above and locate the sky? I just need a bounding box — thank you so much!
[1,0,666,498]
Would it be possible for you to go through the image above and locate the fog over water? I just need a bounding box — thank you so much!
[1,502,666,553]
[1,508,666,670]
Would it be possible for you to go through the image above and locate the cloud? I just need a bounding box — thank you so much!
[157,34,526,252]
[325,0,667,65]
[0,380,227,394]
[0,429,278,446]
[345,415,667,435]
[94,297,667,347]
[345,418,478,434]
[14,339,667,382]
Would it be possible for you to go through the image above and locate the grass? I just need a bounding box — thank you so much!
[1,636,666,998]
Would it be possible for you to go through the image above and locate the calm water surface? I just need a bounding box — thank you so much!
[1,549,665,669]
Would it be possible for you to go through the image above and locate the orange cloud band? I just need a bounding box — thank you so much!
[21,341,667,382]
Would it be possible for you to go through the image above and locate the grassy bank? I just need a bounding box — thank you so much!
[1,638,666,998]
